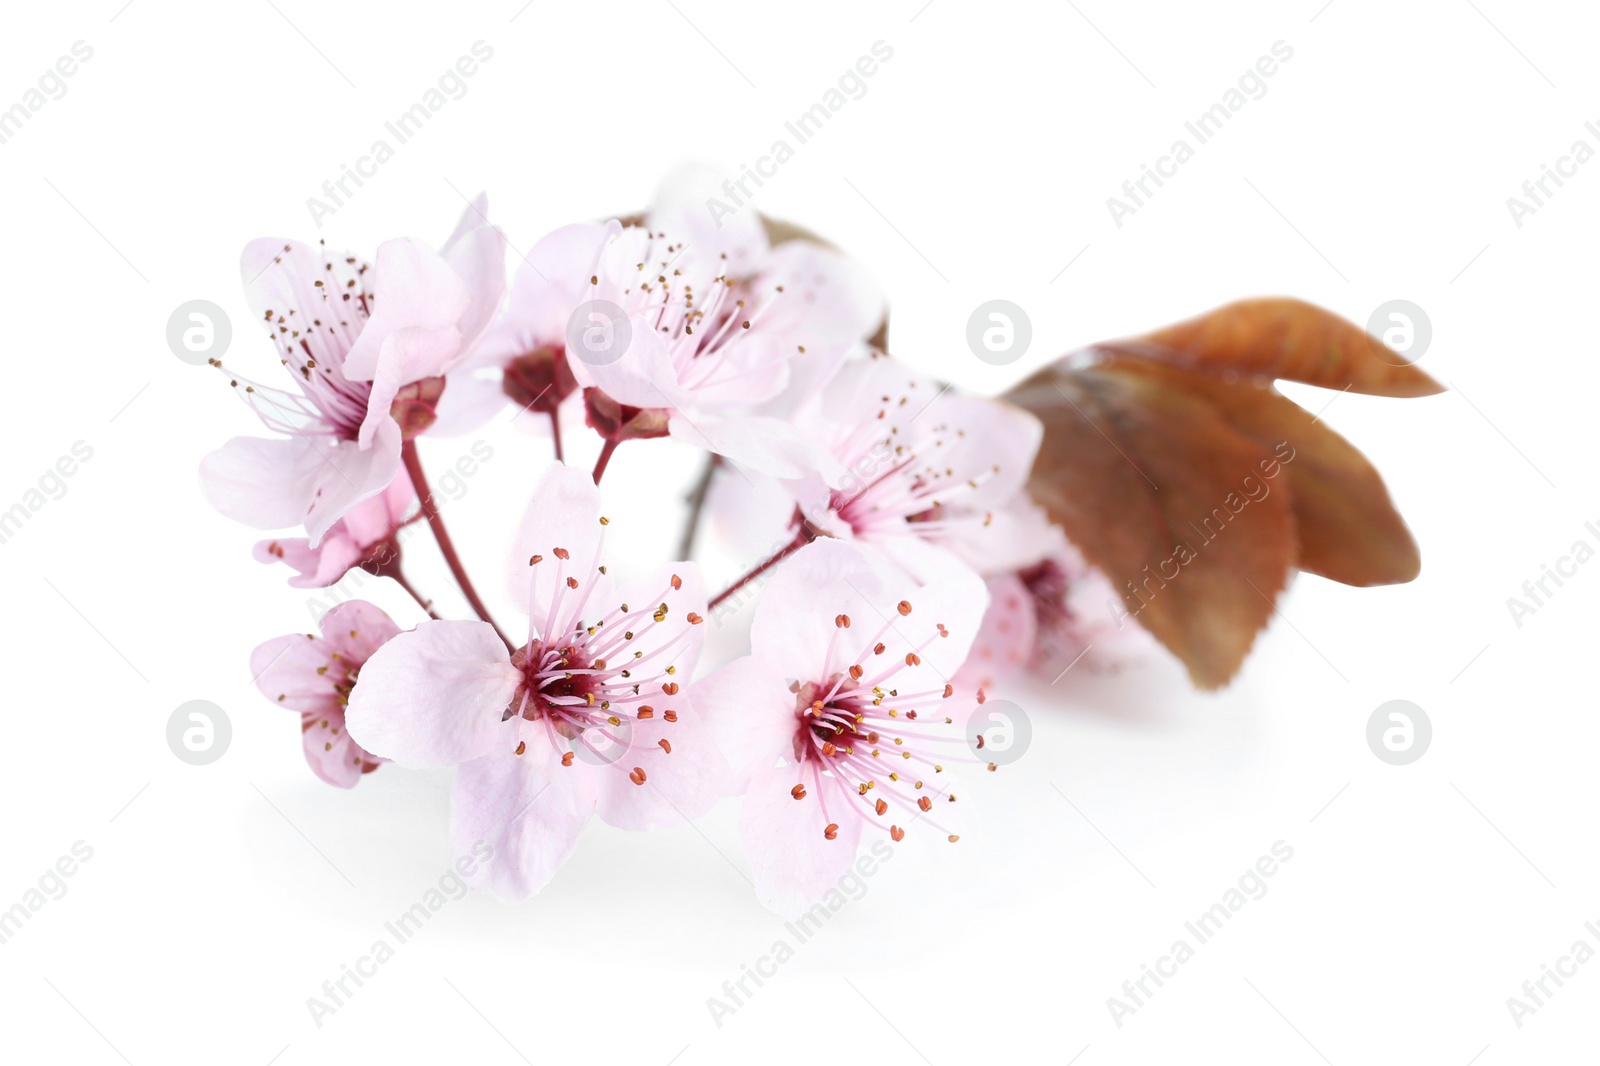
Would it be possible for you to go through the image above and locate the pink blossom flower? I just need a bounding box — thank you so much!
[250,600,401,788]
[345,462,723,899]
[442,171,882,474]
[252,477,414,589]
[956,502,1155,690]
[200,200,504,544]
[695,540,988,916]
[782,354,1044,581]
[429,220,593,438]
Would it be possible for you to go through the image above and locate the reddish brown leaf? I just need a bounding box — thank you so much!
[1007,362,1296,689]
[1104,353,1421,586]
[1122,298,1444,398]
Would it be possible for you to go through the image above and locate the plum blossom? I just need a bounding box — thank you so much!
[440,170,882,474]
[253,477,414,589]
[250,600,400,788]
[957,500,1155,690]
[695,539,988,917]
[200,200,504,544]
[345,462,723,899]
[778,353,1044,581]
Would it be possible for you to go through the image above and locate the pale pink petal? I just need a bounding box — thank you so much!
[440,192,489,256]
[740,760,863,919]
[200,435,334,532]
[858,536,987,591]
[755,340,855,421]
[301,707,378,789]
[693,655,795,792]
[933,395,1043,510]
[356,323,464,447]
[758,241,885,350]
[940,497,1064,577]
[429,372,509,436]
[745,540,879,684]
[342,237,471,383]
[593,699,727,830]
[506,462,610,620]
[956,573,1038,691]
[675,333,791,410]
[568,321,690,411]
[344,620,518,766]
[468,222,614,370]
[303,420,404,546]
[338,476,413,545]
[702,465,802,578]
[250,633,340,715]
[646,164,769,273]
[319,600,403,663]
[753,540,988,684]
[440,209,508,354]
[451,744,599,900]
[667,414,835,481]
[609,562,709,680]
[252,531,360,589]
[239,238,363,372]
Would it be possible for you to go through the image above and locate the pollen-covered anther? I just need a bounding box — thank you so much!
[943,684,954,698]
[514,741,526,756]
[948,835,960,843]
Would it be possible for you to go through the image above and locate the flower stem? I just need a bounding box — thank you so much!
[708,530,812,611]
[390,568,441,620]
[677,453,719,559]
[592,438,620,485]
[400,438,512,649]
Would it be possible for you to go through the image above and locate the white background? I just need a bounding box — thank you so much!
[1,1,1594,1063]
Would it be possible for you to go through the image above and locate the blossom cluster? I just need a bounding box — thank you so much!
[202,171,1128,915]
